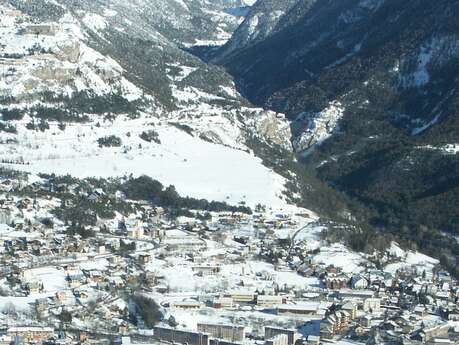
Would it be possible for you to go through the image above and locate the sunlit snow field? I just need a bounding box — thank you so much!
[2,122,288,208]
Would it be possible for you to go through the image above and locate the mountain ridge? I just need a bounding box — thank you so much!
[212,0,459,259]
[0,0,302,209]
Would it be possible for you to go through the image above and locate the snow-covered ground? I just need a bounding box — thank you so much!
[23,267,67,293]
[386,242,439,275]
[0,2,296,210]
[1,118,288,208]
[312,243,367,274]
[0,10,143,102]
[0,3,296,209]
[142,232,325,331]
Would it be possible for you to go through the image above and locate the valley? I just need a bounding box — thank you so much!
[0,1,458,345]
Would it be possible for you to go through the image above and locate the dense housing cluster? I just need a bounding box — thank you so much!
[0,172,457,345]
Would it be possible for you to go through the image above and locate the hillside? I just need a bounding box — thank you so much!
[0,0,296,209]
[214,0,459,240]
[2,0,458,258]
[0,1,458,343]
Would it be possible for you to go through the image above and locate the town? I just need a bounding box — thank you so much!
[0,0,459,344]
[0,171,457,345]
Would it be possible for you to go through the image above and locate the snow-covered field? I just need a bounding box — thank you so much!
[23,267,67,293]
[312,243,367,274]
[385,242,439,275]
[0,2,295,209]
[1,119,288,208]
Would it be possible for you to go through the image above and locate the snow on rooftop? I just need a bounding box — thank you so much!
[23,266,67,293]
[385,242,439,275]
[78,257,110,271]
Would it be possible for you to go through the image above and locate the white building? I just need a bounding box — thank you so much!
[363,298,381,313]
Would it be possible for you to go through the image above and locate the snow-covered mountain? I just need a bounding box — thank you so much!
[214,0,304,60]
[8,0,251,47]
[215,0,459,237]
[0,0,294,208]
[6,0,457,237]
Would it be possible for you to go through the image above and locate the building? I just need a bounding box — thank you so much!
[55,290,68,303]
[138,253,152,264]
[7,327,54,342]
[128,227,144,239]
[26,281,42,295]
[338,289,375,300]
[306,335,320,345]
[326,275,349,290]
[257,295,284,307]
[229,291,256,303]
[320,311,350,339]
[0,208,11,224]
[23,24,57,36]
[360,315,373,328]
[153,326,209,345]
[197,323,245,342]
[414,305,426,317]
[126,219,144,238]
[264,327,300,345]
[265,333,289,345]
[363,298,381,313]
[320,318,335,340]
[341,301,358,319]
[276,304,320,317]
[171,301,205,310]
[164,237,207,251]
[67,273,85,288]
[351,275,369,289]
[214,297,234,309]
[417,324,451,343]
[192,265,220,276]
[0,9,22,17]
